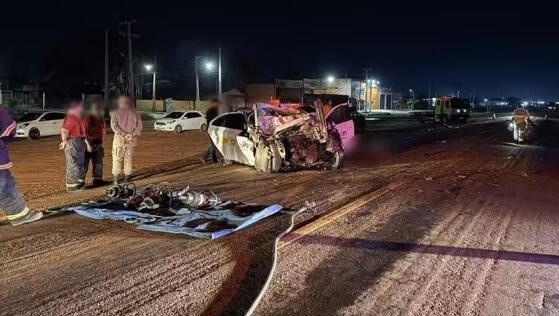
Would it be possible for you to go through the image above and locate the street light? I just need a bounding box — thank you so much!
[326,76,335,83]
[205,62,214,70]
[144,63,156,110]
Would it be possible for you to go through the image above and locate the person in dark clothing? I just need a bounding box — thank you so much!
[201,99,220,164]
[0,107,43,225]
[83,102,107,187]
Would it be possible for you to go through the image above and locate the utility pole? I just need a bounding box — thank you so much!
[104,28,109,106]
[120,20,139,105]
[364,68,369,112]
[152,55,157,111]
[218,47,222,98]
[195,56,201,104]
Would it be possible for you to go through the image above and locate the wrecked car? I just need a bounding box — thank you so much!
[207,103,355,172]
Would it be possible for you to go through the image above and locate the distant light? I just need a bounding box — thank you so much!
[483,98,488,102]
[326,76,335,83]
[367,79,372,84]
[144,64,153,72]
[205,62,214,70]
[376,80,380,85]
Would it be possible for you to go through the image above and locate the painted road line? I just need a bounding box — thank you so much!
[279,181,404,249]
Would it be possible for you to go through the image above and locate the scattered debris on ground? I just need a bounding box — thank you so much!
[64,183,283,239]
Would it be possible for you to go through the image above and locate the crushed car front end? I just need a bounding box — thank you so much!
[251,104,345,173]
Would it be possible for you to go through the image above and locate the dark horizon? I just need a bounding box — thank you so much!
[2,1,559,100]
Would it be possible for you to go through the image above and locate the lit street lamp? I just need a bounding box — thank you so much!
[326,76,335,83]
[195,56,217,103]
[144,63,156,111]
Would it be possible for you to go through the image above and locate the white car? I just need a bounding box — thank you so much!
[16,111,66,140]
[153,111,206,133]
[207,103,355,172]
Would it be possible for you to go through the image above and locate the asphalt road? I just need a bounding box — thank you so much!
[1,116,559,315]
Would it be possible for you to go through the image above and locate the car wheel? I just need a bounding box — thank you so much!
[255,142,281,173]
[28,128,41,140]
[331,151,344,170]
[174,125,183,133]
[200,123,208,132]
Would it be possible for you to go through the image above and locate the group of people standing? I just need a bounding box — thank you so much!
[61,95,143,191]
[0,95,142,226]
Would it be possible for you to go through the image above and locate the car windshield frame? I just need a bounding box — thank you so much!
[17,112,43,122]
[164,112,184,119]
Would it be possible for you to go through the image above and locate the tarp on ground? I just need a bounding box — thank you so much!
[65,187,283,239]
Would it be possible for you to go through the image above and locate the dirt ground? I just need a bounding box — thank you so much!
[1,118,559,315]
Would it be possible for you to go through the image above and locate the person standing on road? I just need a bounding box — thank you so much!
[0,107,43,225]
[110,95,143,184]
[60,101,87,192]
[83,102,107,187]
[201,99,220,164]
[511,106,532,143]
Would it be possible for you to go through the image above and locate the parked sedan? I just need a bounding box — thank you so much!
[153,111,206,133]
[16,111,66,140]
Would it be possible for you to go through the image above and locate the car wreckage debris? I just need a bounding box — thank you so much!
[64,182,283,239]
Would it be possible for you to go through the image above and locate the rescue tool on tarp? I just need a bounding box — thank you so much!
[60,182,283,239]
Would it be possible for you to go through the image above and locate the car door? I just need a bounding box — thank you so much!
[41,112,66,136]
[326,104,355,150]
[208,113,255,166]
[182,112,203,130]
[190,112,205,129]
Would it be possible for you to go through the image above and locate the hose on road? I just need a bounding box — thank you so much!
[245,208,303,316]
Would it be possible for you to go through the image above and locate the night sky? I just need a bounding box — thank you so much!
[2,1,559,100]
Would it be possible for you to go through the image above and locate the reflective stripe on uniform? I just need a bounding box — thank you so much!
[0,162,13,170]
[66,182,82,188]
[4,207,30,221]
[0,121,16,137]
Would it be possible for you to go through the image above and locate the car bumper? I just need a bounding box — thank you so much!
[154,124,174,131]
[15,129,28,137]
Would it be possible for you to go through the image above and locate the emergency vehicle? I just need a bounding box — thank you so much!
[433,97,471,123]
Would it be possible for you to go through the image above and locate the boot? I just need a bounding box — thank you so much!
[92,179,107,188]
[11,209,43,226]
[113,174,121,185]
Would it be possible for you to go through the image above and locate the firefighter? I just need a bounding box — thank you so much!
[83,102,107,187]
[0,106,43,225]
[511,106,532,143]
[110,95,143,184]
[60,101,88,192]
[201,99,220,164]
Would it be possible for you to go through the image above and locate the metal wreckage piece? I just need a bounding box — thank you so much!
[63,182,284,239]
